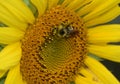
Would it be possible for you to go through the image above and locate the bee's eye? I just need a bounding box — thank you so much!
[57,24,74,37]
[52,23,74,38]
[59,28,67,37]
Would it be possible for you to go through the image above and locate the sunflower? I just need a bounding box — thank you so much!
[0,0,120,84]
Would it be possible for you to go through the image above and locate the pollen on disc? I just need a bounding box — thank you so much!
[20,5,87,84]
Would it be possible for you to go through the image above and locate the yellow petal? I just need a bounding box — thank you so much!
[89,44,120,62]
[0,27,24,44]
[30,0,47,16]
[0,5,27,30]
[75,75,102,84]
[88,24,120,44]
[5,64,26,84]
[79,67,98,80]
[0,42,21,70]
[77,0,103,16]
[75,66,103,84]
[62,0,72,7]
[83,0,119,22]
[0,0,35,31]
[0,70,7,78]
[66,0,84,11]
[85,6,120,27]
[76,0,93,11]
[0,0,35,24]
[84,56,120,84]
[48,0,59,9]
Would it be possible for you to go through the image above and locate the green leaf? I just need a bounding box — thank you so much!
[70,81,75,84]
[88,53,103,61]
[0,45,4,51]
[58,0,64,4]
[23,0,38,17]
[0,77,6,84]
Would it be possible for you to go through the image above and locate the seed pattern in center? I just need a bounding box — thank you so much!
[20,6,87,84]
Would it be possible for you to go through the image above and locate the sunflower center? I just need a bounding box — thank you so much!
[20,6,87,84]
